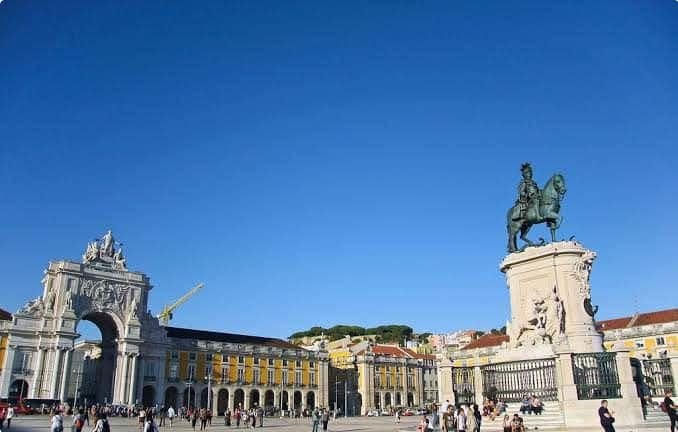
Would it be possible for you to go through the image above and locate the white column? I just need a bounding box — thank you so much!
[128,354,138,405]
[472,366,483,406]
[50,349,64,399]
[0,345,17,397]
[59,349,73,401]
[119,353,129,404]
[30,348,45,398]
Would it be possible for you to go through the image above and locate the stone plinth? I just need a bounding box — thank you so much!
[500,241,603,354]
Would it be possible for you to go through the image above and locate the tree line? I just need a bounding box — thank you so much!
[289,324,422,344]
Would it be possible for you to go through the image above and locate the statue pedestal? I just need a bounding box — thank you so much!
[500,241,602,354]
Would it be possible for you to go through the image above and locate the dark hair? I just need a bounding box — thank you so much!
[601,400,608,405]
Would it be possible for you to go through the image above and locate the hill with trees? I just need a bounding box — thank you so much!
[289,324,419,345]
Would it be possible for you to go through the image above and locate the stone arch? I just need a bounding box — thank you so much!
[305,391,315,409]
[184,387,196,408]
[164,387,178,409]
[234,388,245,410]
[9,379,29,399]
[355,392,363,416]
[217,389,229,415]
[407,392,414,407]
[293,390,302,411]
[249,389,260,408]
[264,390,274,409]
[385,392,392,408]
[75,311,123,404]
[200,387,213,409]
[374,392,380,409]
[142,385,155,407]
[395,392,402,406]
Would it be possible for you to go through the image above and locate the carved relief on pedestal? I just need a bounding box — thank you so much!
[511,286,565,348]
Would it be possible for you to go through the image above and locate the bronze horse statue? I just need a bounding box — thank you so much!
[507,173,567,253]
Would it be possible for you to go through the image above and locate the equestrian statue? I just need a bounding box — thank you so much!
[506,163,567,253]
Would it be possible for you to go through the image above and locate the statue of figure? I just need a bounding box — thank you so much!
[18,297,44,315]
[506,163,567,253]
[101,230,115,257]
[64,285,74,311]
[130,298,139,319]
[113,247,127,270]
[45,288,56,311]
[83,241,100,263]
[544,287,565,343]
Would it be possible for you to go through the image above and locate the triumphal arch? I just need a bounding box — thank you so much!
[0,231,169,404]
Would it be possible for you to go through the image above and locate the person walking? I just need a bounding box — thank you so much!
[321,408,329,431]
[91,412,110,432]
[225,408,231,427]
[167,406,176,428]
[144,413,160,432]
[395,408,401,424]
[199,408,207,431]
[311,407,320,432]
[455,407,466,432]
[664,390,677,432]
[235,408,241,428]
[73,409,85,432]
[191,409,198,430]
[256,405,264,427]
[6,404,14,429]
[50,409,64,432]
[598,400,615,432]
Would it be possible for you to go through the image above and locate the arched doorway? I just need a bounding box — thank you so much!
[234,389,245,410]
[395,392,401,406]
[183,387,196,408]
[374,393,380,409]
[142,385,155,407]
[200,388,213,409]
[264,390,274,409]
[249,389,260,408]
[385,392,391,408]
[306,391,315,410]
[217,389,229,415]
[355,392,363,416]
[9,379,29,400]
[165,387,178,409]
[293,390,302,411]
[407,392,414,407]
[281,390,289,410]
[76,312,121,404]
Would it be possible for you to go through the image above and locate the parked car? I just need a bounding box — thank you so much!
[380,409,393,416]
[366,409,380,417]
[415,408,427,415]
[403,408,415,416]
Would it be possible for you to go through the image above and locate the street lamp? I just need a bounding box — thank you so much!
[204,374,212,411]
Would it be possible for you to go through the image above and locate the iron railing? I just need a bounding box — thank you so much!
[642,358,674,397]
[572,352,621,400]
[481,358,558,402]
[451,367,475,405]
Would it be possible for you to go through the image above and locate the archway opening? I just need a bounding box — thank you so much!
[249,389,260,409]
[396,392,402,406]
[374,393,380,409]
[165,387,178,410]
[293,390,302,411]
[385,392,391,408]
[264,390,274,409]
[234,389,245,410]
[217,389,229,415]
[183,387,196,409]
[281,390,289,411]
[9,379,29,401]
[75,312,120,405]
[200,388,213,409]
[305,391,315,410]
[142,385,155,407]
[407,392,414,407]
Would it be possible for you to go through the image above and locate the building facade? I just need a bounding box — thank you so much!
[0,232,329,412]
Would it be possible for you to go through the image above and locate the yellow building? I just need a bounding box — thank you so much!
[162,327,329,414]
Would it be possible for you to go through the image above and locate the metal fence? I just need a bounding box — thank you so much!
[451,367,475,405]
[481,359,558,402]
[572,352,621,400]
[642,358,675,397]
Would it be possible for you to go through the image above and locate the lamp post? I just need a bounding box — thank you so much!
[185,380,193,409]
[73,362,83,408]
[205,374,212,411]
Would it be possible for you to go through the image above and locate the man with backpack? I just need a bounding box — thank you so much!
[91,412,110,432]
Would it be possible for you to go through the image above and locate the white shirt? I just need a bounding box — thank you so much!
[167,407,175,417]
[7,407,15,418]
[456,413,466,431]
[51,414,63,429]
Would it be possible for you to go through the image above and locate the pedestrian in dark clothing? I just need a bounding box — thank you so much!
[665,390,677,432]
[598,400,615,432]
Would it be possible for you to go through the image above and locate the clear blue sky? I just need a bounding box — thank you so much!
[1,1,677,340]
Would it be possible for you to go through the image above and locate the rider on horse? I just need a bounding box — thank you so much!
[512,162,541,220]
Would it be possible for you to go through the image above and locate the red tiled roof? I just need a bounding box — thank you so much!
[372,345,410,357]
[0,307,11,321]
[597,308,678,331]
[462,334,509,350]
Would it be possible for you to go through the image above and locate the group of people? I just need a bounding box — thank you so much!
[310,407,330,432]
[415,401,482,432]
[222,406,264,428]
[518,395,543,416]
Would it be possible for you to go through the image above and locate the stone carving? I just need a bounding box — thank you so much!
[82,230,126,268]
[64,285,74,311]
[45,287,56,311]
[512,287,565,348]
[571,250,598,317]
[113,247,127,270]
[506,163,567,253]
[17,297,44,316]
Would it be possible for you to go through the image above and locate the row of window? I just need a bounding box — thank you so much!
[635,336,667,349]
[169,352,313,368]
[375,375,414,388]
[168,363,316,385]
